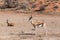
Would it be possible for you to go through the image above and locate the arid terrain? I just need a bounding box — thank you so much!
[0,11,59,40]
[0,0,60,40]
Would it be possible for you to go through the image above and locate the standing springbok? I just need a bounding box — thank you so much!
[28,15,47,36]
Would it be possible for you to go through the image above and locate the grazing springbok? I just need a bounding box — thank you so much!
[6,19,14,27]
[28,15,47,36]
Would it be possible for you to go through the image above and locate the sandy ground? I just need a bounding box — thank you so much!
[0,11,60,40]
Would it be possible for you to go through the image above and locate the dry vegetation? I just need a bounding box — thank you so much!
[0,0,60,40]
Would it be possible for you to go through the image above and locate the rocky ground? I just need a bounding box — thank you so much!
[0,11,59,40]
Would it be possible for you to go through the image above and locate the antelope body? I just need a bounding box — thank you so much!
[30,20,46,29]
[28,15,46,29]
[28,15,47,36]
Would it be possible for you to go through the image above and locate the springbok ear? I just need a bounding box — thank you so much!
[29,15,32,20]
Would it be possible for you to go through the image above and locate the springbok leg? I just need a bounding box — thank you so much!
[32,24,36,31]
[43,23,47,37]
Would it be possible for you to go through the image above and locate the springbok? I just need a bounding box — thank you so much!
[28,15,47,36]
[6,19,14,27]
